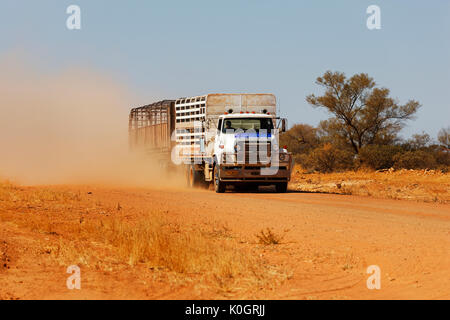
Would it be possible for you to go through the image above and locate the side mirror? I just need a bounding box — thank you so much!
[281,118,287,133]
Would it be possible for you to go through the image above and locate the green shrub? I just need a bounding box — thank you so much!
[432,148,450,167]
[393,150,437,169]
[358,145,404,170]
[305,143,354,172]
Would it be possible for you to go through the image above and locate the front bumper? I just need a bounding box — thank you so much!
[219,158,292,183]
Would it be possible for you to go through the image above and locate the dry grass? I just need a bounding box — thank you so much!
[256,228,284,245]
[0,182,81,203]
[0,181,287,294]
[98,216,260,278]
[291,165,450,203]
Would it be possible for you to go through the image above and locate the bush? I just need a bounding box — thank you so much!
[358,145,403,170]
[280,124,320,155]
[293,153,309,169]
[304,143,354,172]
[432,148,450,167]
[393,150,437,169]
[256,228,284,245]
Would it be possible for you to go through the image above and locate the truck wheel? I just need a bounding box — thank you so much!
[187,165,201,188]
[214,164,226,193]
[275,182,288,193]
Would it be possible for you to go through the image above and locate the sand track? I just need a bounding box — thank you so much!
[0,185,449,299]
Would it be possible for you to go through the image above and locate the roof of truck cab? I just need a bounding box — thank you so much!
[219,113,274,118]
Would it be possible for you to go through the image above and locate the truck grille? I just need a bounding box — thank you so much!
[236,141,272,164]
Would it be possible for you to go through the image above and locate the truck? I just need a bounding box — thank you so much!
[128,93,293,193]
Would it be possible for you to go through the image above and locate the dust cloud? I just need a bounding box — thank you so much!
[0,54,182,187]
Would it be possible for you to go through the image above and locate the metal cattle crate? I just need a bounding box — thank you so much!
[128,100,175,157]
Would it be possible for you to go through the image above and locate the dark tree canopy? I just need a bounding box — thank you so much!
[306,71,421,154]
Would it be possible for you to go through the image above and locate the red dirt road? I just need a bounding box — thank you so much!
[1,186,449,299]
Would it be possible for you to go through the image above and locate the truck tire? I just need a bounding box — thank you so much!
[275,182,288,193]
[187,165,202,188]
[214,163,226,193]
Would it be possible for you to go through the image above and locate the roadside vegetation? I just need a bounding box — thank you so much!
[290,165,450,203]
[281,71,449,174]
[281,71,449,202]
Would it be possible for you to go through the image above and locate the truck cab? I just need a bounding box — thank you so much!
[211,112,292,193]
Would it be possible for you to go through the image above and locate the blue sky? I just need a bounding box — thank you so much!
[1,0,449,138]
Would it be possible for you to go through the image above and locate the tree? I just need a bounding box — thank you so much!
[406,132,431,150]
[279,123,320,155]
[438,127,450,149]
[306,71,420,154]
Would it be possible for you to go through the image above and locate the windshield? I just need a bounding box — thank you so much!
[221,118,273,133]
